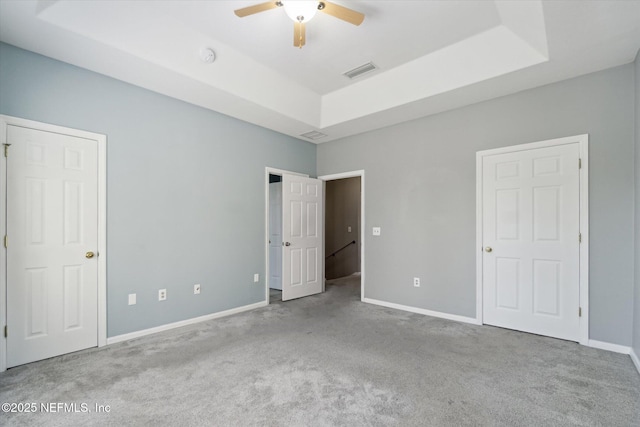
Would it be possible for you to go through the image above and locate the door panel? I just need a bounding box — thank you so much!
[282,175,323,301]
[7,125,98,367]
[290,248,302,286]
[532,259,560,316]
[25,267,48,337]
[533,186,561,240]
[496,257,519,310]
[482,143,580,341]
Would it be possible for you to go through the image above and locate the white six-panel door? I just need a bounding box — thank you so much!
[6,125,99,367]
[481,142,581,341]
[282,174,323,301]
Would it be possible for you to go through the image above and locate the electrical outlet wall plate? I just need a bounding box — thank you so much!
[128,293,136,305]
[158,289,167,301]
[373,227,381,236]
[413,277,420,287]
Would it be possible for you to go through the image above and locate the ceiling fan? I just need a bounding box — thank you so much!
[234,1,365,48]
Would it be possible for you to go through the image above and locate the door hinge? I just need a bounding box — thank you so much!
[3,325,6,338]
[579,307,582,317]
[578,233,582,243]
[3,143,10,158]
[3,235,6,248]
[578,158,582,169]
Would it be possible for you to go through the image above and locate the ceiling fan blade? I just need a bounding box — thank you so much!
[234,2,280,18]
[319,1,364,26]
[293,21,306,48]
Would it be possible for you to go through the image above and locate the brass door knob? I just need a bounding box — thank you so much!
[86,251,95,259]
[484,247,492,253]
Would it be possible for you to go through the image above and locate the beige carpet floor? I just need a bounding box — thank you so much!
[1,274,639,426]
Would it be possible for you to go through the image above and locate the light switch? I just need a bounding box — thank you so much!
[373,227,381,236]
[348,226,352,233]
[128,293,136,305]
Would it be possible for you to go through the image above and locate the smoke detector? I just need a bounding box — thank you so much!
[200,48,216,64]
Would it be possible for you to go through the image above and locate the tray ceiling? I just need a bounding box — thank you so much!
[1,1,639,143]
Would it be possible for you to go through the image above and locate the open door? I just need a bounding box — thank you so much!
[282,174,323,301]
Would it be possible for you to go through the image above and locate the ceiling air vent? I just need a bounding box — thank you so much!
[343,62,377,79]
[300,130,328,140]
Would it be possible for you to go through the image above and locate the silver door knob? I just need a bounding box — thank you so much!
[484,247,492,253]
[284,242,291,246]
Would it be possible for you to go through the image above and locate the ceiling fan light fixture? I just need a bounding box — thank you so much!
[234,1,364,49]
[282,1,319,23]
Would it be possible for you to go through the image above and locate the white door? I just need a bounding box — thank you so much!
[6,125,99,367]
[282,174,323,301]
[269,181,282,290]
[482,143,580,341]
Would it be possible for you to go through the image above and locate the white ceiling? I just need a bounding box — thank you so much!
[1,1,639,143]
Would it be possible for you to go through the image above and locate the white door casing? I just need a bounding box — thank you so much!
[476,135,588,344]
[268,181,283,290]
[1,115,107,371]
[282,174,323,301]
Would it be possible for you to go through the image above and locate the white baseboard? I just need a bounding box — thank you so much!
[106,300,268,345]
[362,298,480,325]
[587,339,631,355]
[630,348,640,374]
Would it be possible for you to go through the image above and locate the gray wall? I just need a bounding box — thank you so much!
[325,177,361,279]
[633,49,640,358]
[318,64,636,346]
[1,41,637,349]
[0,43,317,337]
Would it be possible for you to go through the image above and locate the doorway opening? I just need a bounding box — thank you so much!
[267,173,283,303]
[325,177,361,278]
[320,171,365,301]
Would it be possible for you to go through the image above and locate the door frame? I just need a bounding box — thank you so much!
[475,134,589,345]
[319,170,365,301]
[0,115,107,372]
[264,167,308,303]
